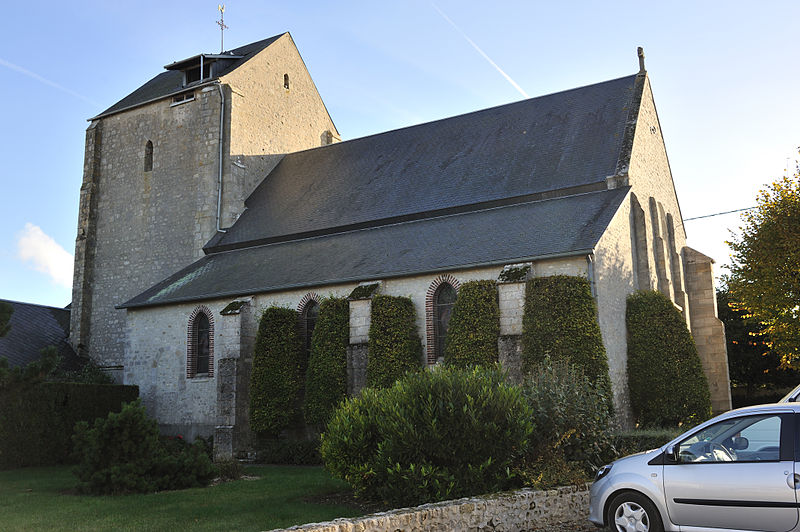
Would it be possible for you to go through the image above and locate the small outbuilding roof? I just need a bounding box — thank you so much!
[0,299,80,369]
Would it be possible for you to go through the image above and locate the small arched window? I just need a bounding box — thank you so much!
[144,140,153,172]
[187,306,214,378]
[433,283,457,360]
[301,299,319,359]
[283,73,290,90]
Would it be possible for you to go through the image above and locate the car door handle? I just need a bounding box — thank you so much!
[787,473,800,489]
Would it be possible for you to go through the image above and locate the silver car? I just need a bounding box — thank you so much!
[590,402,800,531]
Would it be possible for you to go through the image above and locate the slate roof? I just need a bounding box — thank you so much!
[206,74,639,252]
[122,187,629,308]
[121,71,644,309]
[93,34,284,119]
[0,299,81,369]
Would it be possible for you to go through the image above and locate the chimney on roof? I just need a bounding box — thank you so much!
[637,47,646,73]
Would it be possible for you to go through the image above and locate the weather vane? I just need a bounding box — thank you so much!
[217,5,228,53]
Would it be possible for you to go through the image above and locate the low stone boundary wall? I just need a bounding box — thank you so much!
[271,484,591,532]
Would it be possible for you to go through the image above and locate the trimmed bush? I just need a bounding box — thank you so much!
[366,295,422,388]
[443,280,499,367]
[0,381,138,469]
[72,400,215,494]
[304,297,349,429]
[522,276,611,397]
[627,290,712,427]
[321,365,533,507]
[249,307,304,436]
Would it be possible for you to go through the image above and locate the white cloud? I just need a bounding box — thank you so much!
[17,223,74,288]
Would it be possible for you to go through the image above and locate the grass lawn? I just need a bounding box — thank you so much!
[0,464,364,531]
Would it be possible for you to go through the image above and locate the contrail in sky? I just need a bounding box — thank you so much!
[0,58,99,106]
[431,3,529,99]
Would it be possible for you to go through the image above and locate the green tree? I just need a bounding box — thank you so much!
[717,288,798,394]
[0,302,12,337]
[727,159,800,366]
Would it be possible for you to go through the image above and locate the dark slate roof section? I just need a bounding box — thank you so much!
[121,187,630,309]
[208,74,639,252]
[93,34,284,119]
[0,299,80,370]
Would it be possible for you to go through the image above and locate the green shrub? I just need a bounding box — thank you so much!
[366,295,422,388]
[249,307,304,436]
[626,290,712,427]
[521,276,611,400]
[612,428,682,458]
[72,400,215,494]
[0,380,138,470]
[257,437,322,465]
[443,280,499,367]
[304,298,349,429]
[321,365,533,507]
[517,358,612,488]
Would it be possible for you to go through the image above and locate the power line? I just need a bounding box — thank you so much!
[684,206,756,221]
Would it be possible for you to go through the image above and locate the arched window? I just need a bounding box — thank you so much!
[144,140,153,172]
[283,73,290,90]
[425,275,461,364]
[187,306,214,378]
[433,283,457,360]
[301,299,319,359]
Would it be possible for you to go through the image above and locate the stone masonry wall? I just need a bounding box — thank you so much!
[75,92,222,369]
[684,248,732,413]
[220,33,339,225]
[73,36,338,371]
[275,484,591,532]
[593,196,636,427]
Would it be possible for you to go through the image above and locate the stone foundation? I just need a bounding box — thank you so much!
[272,484,591,532]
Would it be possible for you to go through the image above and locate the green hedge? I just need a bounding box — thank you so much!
[626,290,712,427]
[612,428,682,458]
[367,295,422,388]
[249,307,304,436]
[444,280,499,367]
[304,297,350,430]
[521,276,611,395]
[0,382,138,469]
[321,365,533,506]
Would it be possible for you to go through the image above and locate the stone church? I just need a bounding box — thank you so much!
[70,33,730,456]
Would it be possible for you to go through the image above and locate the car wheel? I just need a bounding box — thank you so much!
[607,491,663,532]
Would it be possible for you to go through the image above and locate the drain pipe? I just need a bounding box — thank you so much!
[586,253,596,298]
[216,82,227,233]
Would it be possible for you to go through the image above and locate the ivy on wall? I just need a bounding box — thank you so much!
[627,290,711,427]
[367,295,423,388]
[249,307,304,436]
[304,297,350,430]
[444,280,499,367]
[521,275,611,400]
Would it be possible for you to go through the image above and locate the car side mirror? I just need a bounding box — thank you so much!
[732,436,749,450]
[666,444,679,462]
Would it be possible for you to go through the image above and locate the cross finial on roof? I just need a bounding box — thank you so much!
[217,5,228,53]
[637,47,646,73]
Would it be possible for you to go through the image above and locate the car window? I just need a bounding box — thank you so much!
[677,414,782,463]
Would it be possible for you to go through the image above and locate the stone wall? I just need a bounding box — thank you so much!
[72,35,338,372]
[684,248,732,413]
[274,485,591,532]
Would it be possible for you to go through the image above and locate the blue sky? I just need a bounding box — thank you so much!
[1,1,798,308]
